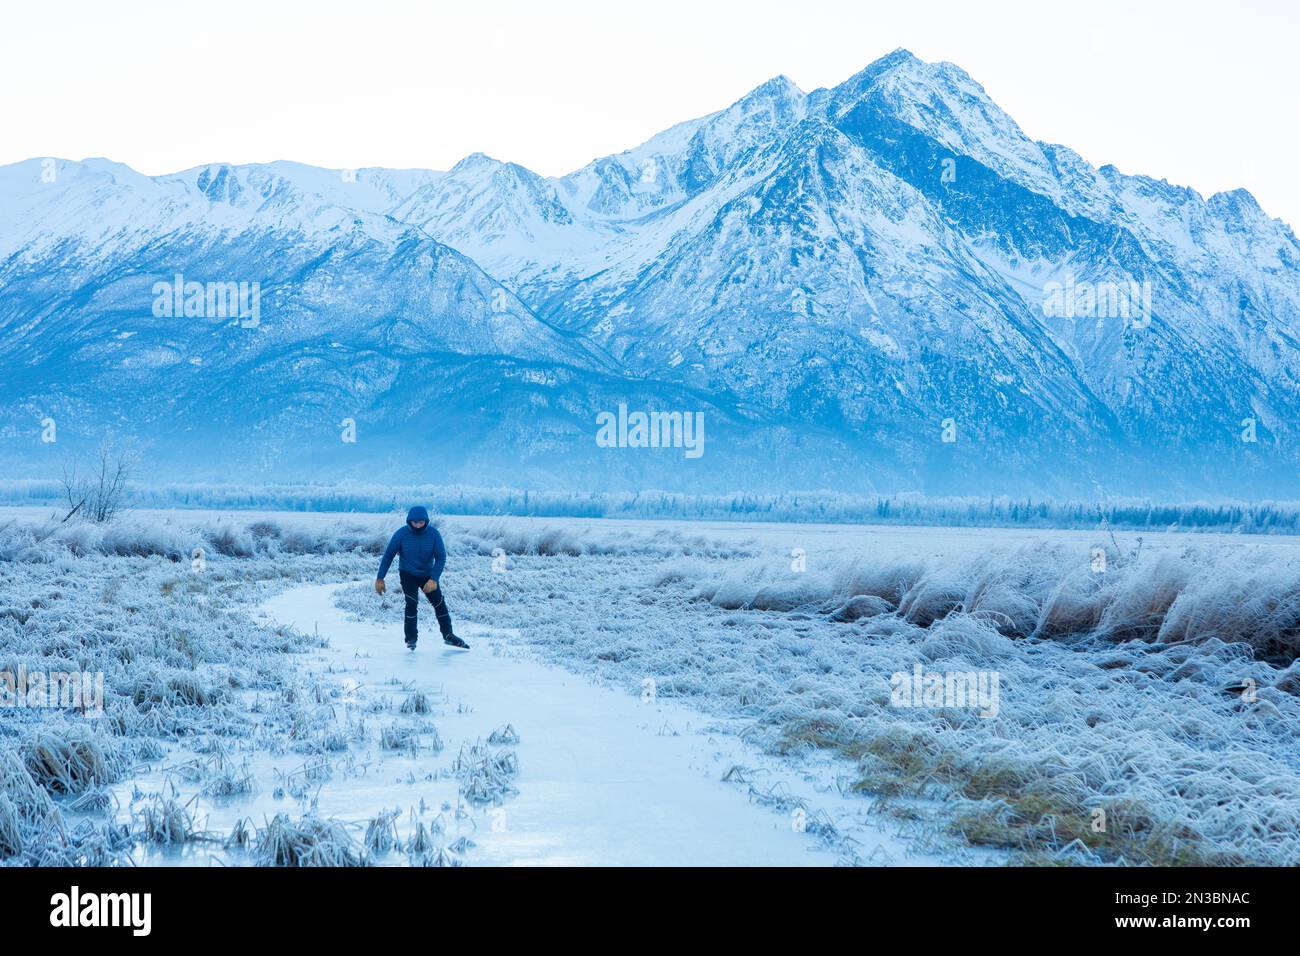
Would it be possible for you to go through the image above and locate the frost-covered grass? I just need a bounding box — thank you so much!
[9,508,1300,866]
[677,542,1300,664]
[337,529,1300,865]
[455,519,754,560]
[0,513,388,563]
[452,741,520,808]
[256,813,366,867]
[0,515,388,865]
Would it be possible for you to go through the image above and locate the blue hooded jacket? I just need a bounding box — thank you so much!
[377,506,446,581]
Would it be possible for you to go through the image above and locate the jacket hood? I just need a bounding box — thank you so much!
[406,506,430,530]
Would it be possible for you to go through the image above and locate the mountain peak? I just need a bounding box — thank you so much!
[874,47,922,69]
[831,48,923,94]
[821,49,1060,200]
[717,74,808,131]
[451,151,504,173]
[1209,187,1263,213]
[1207,187,1280,234]
[737,74,804,103]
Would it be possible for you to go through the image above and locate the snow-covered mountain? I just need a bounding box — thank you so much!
[3,50,1298,495]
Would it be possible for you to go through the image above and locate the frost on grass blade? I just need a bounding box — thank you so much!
[0,514,384,865]
[255,813,366,867]
[453,742,520,808]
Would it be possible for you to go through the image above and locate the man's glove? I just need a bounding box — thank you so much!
[422,579,438,594]
[374,579,385,595]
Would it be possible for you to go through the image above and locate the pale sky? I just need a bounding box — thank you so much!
[3,0,1297,227]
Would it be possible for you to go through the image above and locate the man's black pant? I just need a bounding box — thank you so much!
[398,570,453,644]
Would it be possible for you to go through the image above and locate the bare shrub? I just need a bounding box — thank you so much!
[60,443,135,524]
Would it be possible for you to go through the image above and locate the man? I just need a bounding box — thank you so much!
[375,506,469,651]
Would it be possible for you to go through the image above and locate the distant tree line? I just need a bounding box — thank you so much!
[4,479,1300,535]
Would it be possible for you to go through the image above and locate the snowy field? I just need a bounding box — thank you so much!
[2,506,1299,866]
